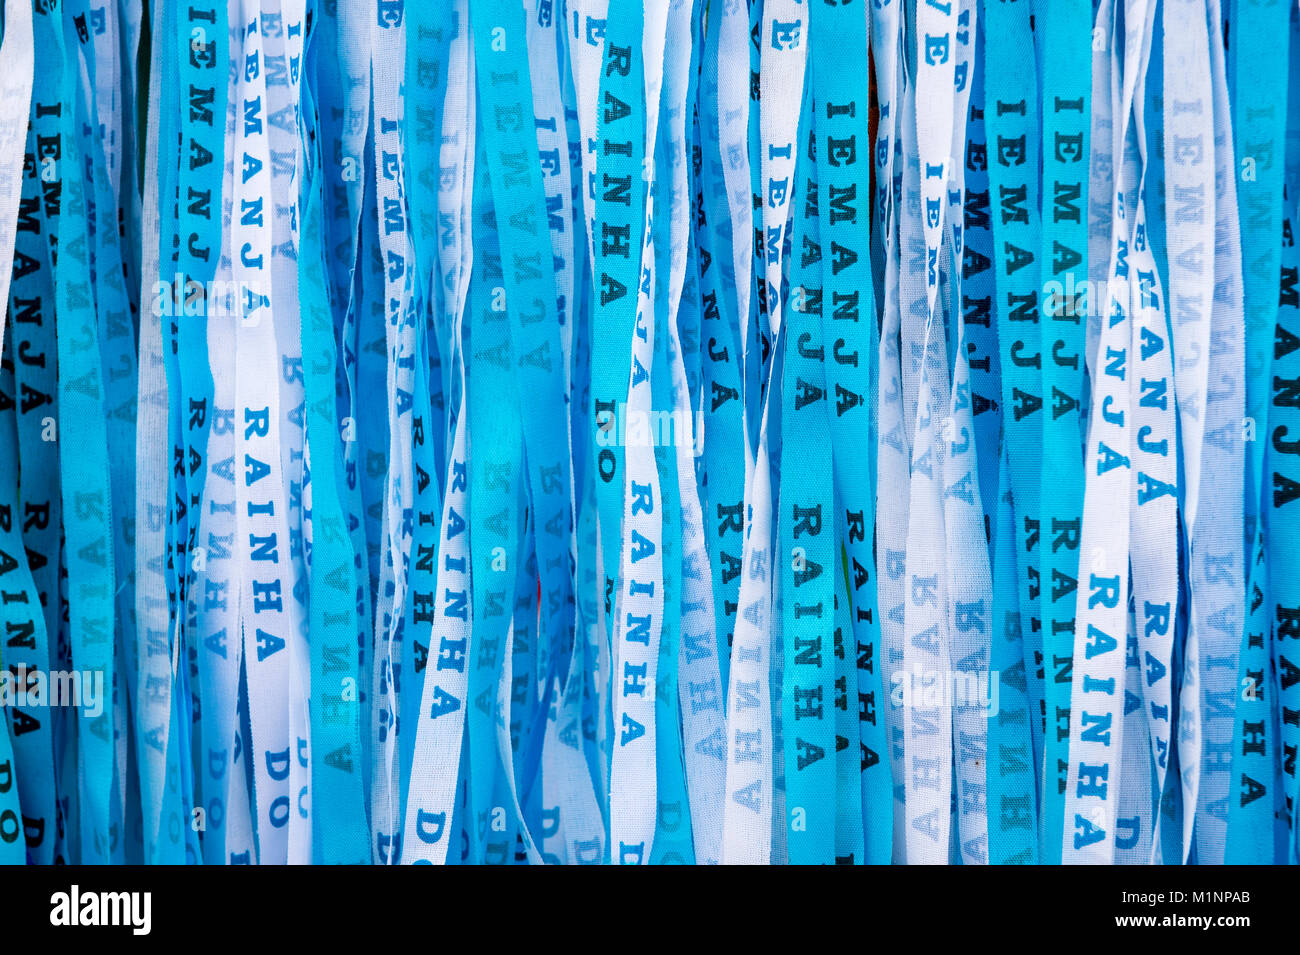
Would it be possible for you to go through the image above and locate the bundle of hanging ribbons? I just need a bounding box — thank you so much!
[0,0,1296,865]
